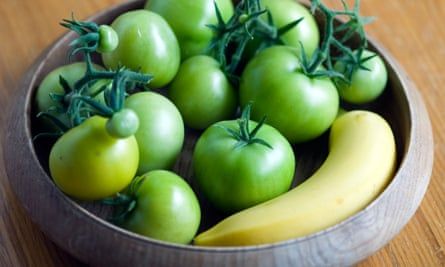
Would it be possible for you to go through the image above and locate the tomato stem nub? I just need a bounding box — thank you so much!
[101,176,146,224]
[220,104,272,149]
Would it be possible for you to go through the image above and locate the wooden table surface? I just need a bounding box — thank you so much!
[0,0,443,266]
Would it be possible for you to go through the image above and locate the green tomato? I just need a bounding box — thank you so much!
[122,170,201,244]
[193,120,295,213]
[168,55,237,130]
[145,0,234,60]
[335,50,388,104]
[102,10,180,88]
[97,25,119,53]
[260,0,319,57]
[35,62,108,129]
[125,92,184,174]
[49,116,139,201]
[240,46,339,144]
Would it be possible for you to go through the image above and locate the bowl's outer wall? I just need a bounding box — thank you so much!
[3,0,434,266]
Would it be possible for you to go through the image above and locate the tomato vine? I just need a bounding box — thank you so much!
[208,0,302,85]
[300,0,375,80]
[37,17,152,137]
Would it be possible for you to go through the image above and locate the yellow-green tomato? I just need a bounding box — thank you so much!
[335,50,388,104]
[49,116,139,201]
[168,55,237,130]
[145,0,234,60]
[122,170,201,244]
[102,10,180,88]
[125,92,184,174]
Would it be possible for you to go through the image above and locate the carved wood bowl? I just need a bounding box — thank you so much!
[2,0,434,266]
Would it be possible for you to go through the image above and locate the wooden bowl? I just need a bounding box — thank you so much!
[3,0,434,266]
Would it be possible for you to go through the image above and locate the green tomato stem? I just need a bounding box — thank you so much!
[207,0,302,85]
[37,17,152,136]
[299,0,372,81]
[220,103,272,149]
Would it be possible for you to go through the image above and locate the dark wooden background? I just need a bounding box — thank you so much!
[0,0,444,266]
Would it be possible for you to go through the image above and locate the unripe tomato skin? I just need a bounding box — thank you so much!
[145,0,234,60]
[260,0,320,57]
[125,92,184,174]
[122,170,201,244]
[102,10,180,88]
[168,55,237,130]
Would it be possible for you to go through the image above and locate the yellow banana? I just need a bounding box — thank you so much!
[194,110,396,246]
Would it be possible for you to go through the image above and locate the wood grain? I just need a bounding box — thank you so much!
[0,0,443,266]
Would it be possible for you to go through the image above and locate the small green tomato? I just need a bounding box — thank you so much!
[335,50,388,104]
[168,55,237,130]
[122,170,201,244]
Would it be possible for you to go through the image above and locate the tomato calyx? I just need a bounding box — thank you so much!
[299,0,373,81]
[207,0,303,85]
[219,104,272,149]
[102,175,145,225]
[60,18,101,55]
[334,49,377,85]
[102,193,136,224]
